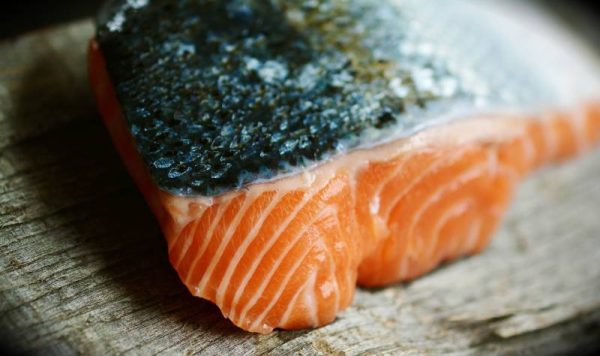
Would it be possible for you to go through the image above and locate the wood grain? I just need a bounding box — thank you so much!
[1,21,600,355]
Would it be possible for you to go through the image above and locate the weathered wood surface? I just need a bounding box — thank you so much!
[1,21,600,355]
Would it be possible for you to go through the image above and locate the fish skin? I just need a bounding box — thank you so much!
[88,1,600,333]
[94,0,600,197]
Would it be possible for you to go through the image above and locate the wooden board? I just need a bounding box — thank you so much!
[1,21,600,355]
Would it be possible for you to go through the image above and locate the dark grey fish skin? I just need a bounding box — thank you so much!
[95,0,476,196]
[96,0,564,196]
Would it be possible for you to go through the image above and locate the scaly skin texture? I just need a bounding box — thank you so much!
[89,41,600,333]
[95,0,473,196]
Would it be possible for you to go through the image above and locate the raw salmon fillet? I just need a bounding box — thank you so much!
[89,0,600,333]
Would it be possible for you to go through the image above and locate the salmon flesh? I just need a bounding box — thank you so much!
[89,0,600,333]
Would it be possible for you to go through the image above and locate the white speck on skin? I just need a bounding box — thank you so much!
[245,57,261,71]
[331,70,353,88]
[438,77,459,97]
[286,9,305,25]
[389,78,409,98]
[258,61,289,84]
[297,64,321,90]
[412,68,435,92]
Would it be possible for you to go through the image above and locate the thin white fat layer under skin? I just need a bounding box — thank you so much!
[162,116,530,228]
[160,0,600,221]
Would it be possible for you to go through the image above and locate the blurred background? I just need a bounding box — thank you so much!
[0,0,599,43]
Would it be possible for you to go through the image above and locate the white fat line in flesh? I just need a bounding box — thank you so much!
[326,206,345,314]
[517,130,540,175]
[445,211,473,260]
[172,226,196,270]
[171,204,218,269]
[277,266,315,327]
[271,267,320,331]
[347,165,358,217]
[302,221,342,317]
[404,154,521,265]
[240,205,337,329]
[168,209,205,254]
[181,198,233,281]
[540,113,559,161]
[382,149,467,224]
[400,161,491,265]
[304,269,320,327]
[427,199,472,259]
[195,193,257,295]
[448,215,474,258]
[247,240,316,331]
[328,203,354,304]
[347,167,364,259]
[369,196,380,217]
[464,217,483,253]
[228,186,321,321]
[215,191,282,307]
[321,177,346,201]
[368,154,412,217]
[324,258,341,319]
